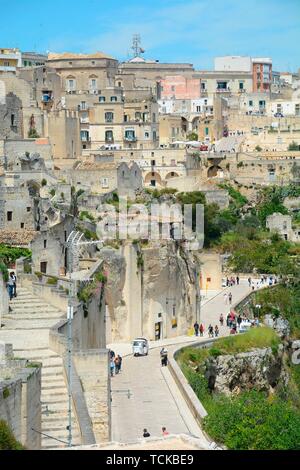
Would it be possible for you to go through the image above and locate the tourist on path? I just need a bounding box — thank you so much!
[208,324,214,338]
[143,429,150,438]
[214,325,219,337]
[219,314,224,326]
[114,355,122,374]
[11,272,17,297]
[7,275,14,301]
[110,358,115,377]
[194,321,200,336]
[248,277,251,287]
[199,323,204,337]
[228,292,232,305]
[162,427,170,437]
[160,347,168,367]
[224,293,228,304]
[236,276,239,285]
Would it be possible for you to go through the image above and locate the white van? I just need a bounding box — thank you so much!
[132,338,149,356]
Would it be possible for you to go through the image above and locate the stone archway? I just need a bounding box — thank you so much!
[165,171,179,180]
[144,171,163,187]
[207,165,223,178]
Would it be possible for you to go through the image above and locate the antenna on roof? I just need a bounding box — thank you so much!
[131,34,145,58]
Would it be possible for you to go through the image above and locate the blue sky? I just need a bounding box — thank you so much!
[1,0,300,71]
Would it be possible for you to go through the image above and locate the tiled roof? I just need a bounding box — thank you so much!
[0,230,38,246]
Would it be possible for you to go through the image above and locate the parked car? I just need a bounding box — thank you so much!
[274,112,284,118]
[132,337,149,356]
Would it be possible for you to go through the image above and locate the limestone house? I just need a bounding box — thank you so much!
[30,211,74,277]
[64,161,143,198]
[266,212,300,242]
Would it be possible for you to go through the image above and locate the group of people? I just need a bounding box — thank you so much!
[7,272,17,301]
[110,350,122,377]
[248,276,278,291]
[226,276,239,287]
[143,427,169,438]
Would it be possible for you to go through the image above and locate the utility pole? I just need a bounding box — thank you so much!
[194,264,201,324]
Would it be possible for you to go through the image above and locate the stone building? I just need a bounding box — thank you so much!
[266,212,300,242]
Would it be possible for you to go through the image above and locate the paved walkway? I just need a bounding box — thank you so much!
[110,279,253,443]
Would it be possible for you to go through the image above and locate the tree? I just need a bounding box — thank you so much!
[288,141,300,151]
[186,132,198,141]
[255,145,262,152]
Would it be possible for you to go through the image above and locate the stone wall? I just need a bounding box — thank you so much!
[73,350,111,443]
[0,272,9,326]
[0,342,42,449]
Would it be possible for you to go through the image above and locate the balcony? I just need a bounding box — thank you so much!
[81,134,90,142]
[80,117,89,124]
[124,136,137,142]
[105,137,114,144]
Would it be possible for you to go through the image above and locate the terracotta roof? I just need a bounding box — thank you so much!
[0,230,38,247]
[48,52,115,61]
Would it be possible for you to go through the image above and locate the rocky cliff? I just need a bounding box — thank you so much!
[205,345,289,396]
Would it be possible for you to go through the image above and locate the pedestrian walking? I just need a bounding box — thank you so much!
[194,321,200,336]
[160,348,168,367]
[226,277,229,287]
[7,275,14,301]
[248,277,251,287]
[208,324,214,338]
[219,313,224,326]
[214,325,219,337]
[237,314,242,328]
[236,276,240,285]
[226,313,230,327]
[114,355,122,374]
[110,350,115,359]
[143,429,151,438]
[199,323,204,337]
[228,292,232,305]
[11,272,17,297]
[224,293,228,304]
[110,358,115,377]
[162,427,170,437]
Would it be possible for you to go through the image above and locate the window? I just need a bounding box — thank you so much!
[152,113,156,123]
[205,127,209,136]
[153,131,157,141]
[27,207,31,212]
[105,130,113,142]
[295,104,300,116]
[135,112,141,120]
[171,86,175,92]
[111,96,117,102]
[99,96,106,102]
[124,115,128,122]
[217,81,227,90]
[259,100,266,108]
[44,240,47,249]
[249,100,253,107]
[145,132,149,138]
[201,82,206,90]
[118,81,122,87]
[204,99,207,105]
[21,223,24,229]
[101,178,109,188]
[239,82,244,90]
[196,106,201,112]
[40,262,47,274]
[150,180,156,187]
[4,61,10,67]
[7,211,12,221]
[105,112,114,123]
[11,114,15,126]
[67,79,75,91]
[125,130,135,141]
[151,160,156,166]
[90,79,97,89]
[80,101,87,110]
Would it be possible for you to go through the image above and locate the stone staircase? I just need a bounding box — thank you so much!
[3,287,81,449]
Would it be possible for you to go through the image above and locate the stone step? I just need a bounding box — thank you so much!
[4,314,64,320]
[41,402,70,412]
[41,388,68,397]
[41,396,69,404]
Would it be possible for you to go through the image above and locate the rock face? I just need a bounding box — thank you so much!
[101,241,196,342]
[205,346,288,396]
[264,314,290,337]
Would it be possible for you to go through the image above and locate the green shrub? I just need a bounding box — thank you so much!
[0,420,25,450]
[2,388,10,399]
[41,178,47,186]
[46,276,58,286]
[0,262,9,282]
